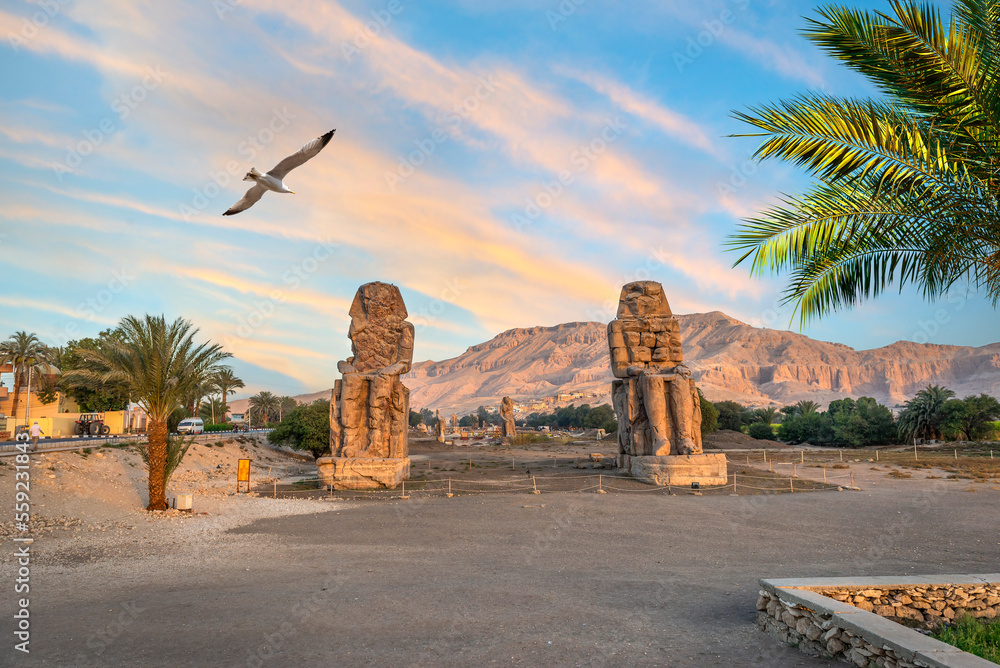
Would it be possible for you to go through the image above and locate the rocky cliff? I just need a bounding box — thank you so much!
[243,312,1000,415]
[402,312,1000,413]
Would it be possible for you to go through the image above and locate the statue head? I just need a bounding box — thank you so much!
[616,281,671,318]
[346,282,412,372]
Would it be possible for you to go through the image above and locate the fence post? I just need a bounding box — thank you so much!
[790,477,793,493]
[823,467,827,484]
[733,473,737,494]
[532,476,539,495]
[800,450,804,463]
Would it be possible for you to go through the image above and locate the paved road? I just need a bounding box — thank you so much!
[0,430,273,456]
[12,485,1000,667]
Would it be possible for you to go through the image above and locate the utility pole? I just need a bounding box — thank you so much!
[23,366,32,427]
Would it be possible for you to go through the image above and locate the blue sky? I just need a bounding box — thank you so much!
[1,0,994,397]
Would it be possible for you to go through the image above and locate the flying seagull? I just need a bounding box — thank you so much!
[223,129,336,216]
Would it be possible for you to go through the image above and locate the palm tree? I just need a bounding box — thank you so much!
[64,315,230,510]
[212,367,244,422]
[754,406,779,425]
[0,332,55,424]
[728,1,1000,322]
[796,400,820,416]
[898,385,957,442]
[248,391,279,426]
[199,397,229,425]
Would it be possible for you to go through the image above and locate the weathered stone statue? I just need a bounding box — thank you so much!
[317,282,413,489]
[436,409,445,443]
[608,281,726,486]
[450,414,458,433]
[500,396,516,443]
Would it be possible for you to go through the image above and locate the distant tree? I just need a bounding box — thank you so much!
[458,414,476,428]
[753,406,779,425]
[795,400,820,416]
[34,371,60,405]
[279,396,298,420]
[199,397,229,424]
[699,390,718,438]
[249,391,280,426]
[897,385,956,442]
[942,394,1000,441]
[0,331,57,420]
[211,367,244,421]
[409,410,423,427]
[828,397,897,447]
[583,404,617,433]
[59,331,131,412]
[714,400,750,431]
[778,410,828,444]
[747,422,776,440]
[268,399,330,457]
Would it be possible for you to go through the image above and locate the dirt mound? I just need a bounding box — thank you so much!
[704,429,789,450]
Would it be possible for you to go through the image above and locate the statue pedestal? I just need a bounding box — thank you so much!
[316,456,410,490]
[618,453,727,487]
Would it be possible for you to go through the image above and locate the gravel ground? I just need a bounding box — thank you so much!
[1,437,998,666]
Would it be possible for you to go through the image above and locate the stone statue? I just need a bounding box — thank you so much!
[450,414,458,433]
[500,396,516,443]
[608,281,725,486]
[436,409,445,443]
[317,282,414,489]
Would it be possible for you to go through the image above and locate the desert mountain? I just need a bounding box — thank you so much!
[233,312,1000,416]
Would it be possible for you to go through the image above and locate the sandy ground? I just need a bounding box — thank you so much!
[0,435,341,566]
[0,433,998,666]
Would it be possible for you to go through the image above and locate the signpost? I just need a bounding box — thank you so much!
[237,458,251,493]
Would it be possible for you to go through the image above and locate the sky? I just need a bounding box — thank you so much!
[1,0,995,398]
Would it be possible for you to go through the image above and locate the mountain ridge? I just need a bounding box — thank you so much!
[230,311,1000,415]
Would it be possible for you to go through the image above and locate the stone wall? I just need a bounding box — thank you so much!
[756,580,998,668]
[821,585,1000,626]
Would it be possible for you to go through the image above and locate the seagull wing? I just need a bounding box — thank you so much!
[223,182,267,216]
[266,129,336,179]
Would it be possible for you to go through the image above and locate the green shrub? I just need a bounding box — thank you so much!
[747,422,776,440]
[699,390,718,437]
[204,423,234,433]
[933,615,1000,663]
[267,400,330,457]
[714,401,751,432]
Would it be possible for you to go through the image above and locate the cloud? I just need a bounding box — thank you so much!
[554,66,721,156]
[719,29,827,89]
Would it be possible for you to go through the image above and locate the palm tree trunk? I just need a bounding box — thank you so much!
[10,369,22,424]
[221,391,227,421]
[147,419,169,511]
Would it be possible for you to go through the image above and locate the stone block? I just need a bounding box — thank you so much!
[316,456,410,490]
[628,454,727,486]
[632,347,651,362]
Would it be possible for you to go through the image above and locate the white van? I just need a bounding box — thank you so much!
[177,418,205,435]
